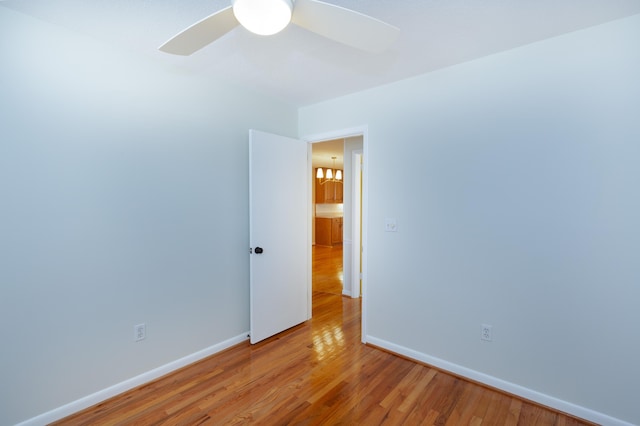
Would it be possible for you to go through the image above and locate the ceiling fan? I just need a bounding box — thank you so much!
[159,0,400,55]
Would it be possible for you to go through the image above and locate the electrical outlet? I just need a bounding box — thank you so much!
[481,324,492,342]
[134,323,146,342]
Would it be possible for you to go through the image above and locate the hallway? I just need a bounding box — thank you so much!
[312,244,343,296]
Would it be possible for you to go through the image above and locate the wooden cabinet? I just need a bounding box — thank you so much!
[315,217,343,246]
[315,168,343,204]
[316,179,335,203]
[331,217,343,245]
[334,179,343,204]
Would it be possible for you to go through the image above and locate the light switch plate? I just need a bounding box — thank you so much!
[384,218,397,232]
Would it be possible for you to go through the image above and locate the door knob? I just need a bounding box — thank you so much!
[254,247,264,254]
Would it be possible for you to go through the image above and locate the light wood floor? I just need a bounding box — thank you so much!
[54,244,594,425]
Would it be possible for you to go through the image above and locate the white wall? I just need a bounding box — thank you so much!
[300,14,640,426]
[0,8,297,425]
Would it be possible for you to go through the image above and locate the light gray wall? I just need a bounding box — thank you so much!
[0,8,297,425]
[300,14,640,425]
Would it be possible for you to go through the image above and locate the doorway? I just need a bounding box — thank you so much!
[307,129,367,342]
[312,139,345,296]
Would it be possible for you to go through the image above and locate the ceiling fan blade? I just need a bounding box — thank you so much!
[291,0,399,53]
[159,6,238,55]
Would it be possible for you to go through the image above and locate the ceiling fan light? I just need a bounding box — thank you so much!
[233,0,293,36]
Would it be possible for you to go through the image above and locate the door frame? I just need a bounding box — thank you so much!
[351,149,363,299]
[303,125,369,343]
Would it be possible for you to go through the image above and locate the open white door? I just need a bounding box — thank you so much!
[249,129,310,344]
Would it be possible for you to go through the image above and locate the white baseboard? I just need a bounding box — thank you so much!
[17,333,249,426]
[365,335,633,426]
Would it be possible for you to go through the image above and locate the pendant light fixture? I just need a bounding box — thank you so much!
[317,156,342,185]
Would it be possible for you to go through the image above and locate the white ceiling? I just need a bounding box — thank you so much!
[312,138,344,169]
[2,0,640,107]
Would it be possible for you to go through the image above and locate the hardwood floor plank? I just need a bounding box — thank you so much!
[53,246,597,426]
[397,368,438,413]
[506,398,524,426]
[404,373,443,424]
[468,388,498,424]
[482,391,515,425]
[447,384,482,426]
